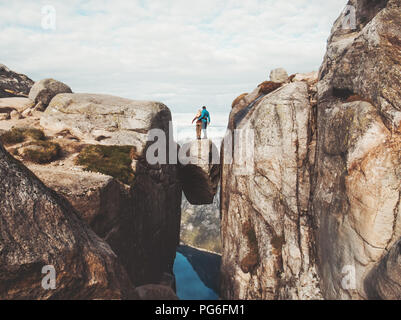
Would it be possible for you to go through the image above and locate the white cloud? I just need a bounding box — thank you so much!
[0,0,347,113]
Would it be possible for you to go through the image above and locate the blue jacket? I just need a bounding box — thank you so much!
[199,109,210,124]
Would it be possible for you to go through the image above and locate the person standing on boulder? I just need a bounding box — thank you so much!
[199,106,210,139]
[192,109,203,140]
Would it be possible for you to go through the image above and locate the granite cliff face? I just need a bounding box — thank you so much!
[312,0,401,299]
[39,93,182,286]
[220,0,401,300]
[221,74,321,300]
[0,143,134,300]
[0,84,181,298]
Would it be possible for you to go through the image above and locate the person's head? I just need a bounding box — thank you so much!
[202,106,207,110]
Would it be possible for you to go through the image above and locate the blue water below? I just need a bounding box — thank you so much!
[173,252,219,300]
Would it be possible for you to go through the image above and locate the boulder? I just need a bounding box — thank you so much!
[0,143,134,300]
[220,82,321,300]
[269,68,288,83]
[178,139,220,205]
[39,94,182,287]
[41,93,170,154]
[0,98,34,113]
[0,64,34,98]
[312,0,401,299]
[29,78,72,109]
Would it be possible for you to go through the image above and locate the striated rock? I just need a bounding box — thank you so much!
[221,81,321,300]
[365,237,401,300]
[178,139,220,205]
[312,0,401,300]
[0,64,34,98]
[29,79,72,110]
[269,68,288,83]
[0,143,134,300]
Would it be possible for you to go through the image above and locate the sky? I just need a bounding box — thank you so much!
[0,0,347,115]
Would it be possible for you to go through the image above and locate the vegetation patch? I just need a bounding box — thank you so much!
[258,81,282,95]
[240,220,260,274]
[21,141,61,164]
[0,127,45,145]
[76,145,135,185]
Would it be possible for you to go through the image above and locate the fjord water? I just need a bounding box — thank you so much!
[173,252,219,300]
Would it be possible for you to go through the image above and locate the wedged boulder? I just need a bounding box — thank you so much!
[269,68,288,83]
[41,93,170,154]
[221,81,321,300]
[29,78,72,110]
[0,143,134,300]
[365,238,401,300]
[0,64,34,98]
[312,0,401,300]
[178,139,220,205]
[291,72,318,84]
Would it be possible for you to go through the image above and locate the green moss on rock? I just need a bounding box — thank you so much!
[21,141,61,164]
[76,145,135,185]
[0,127,45,145]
